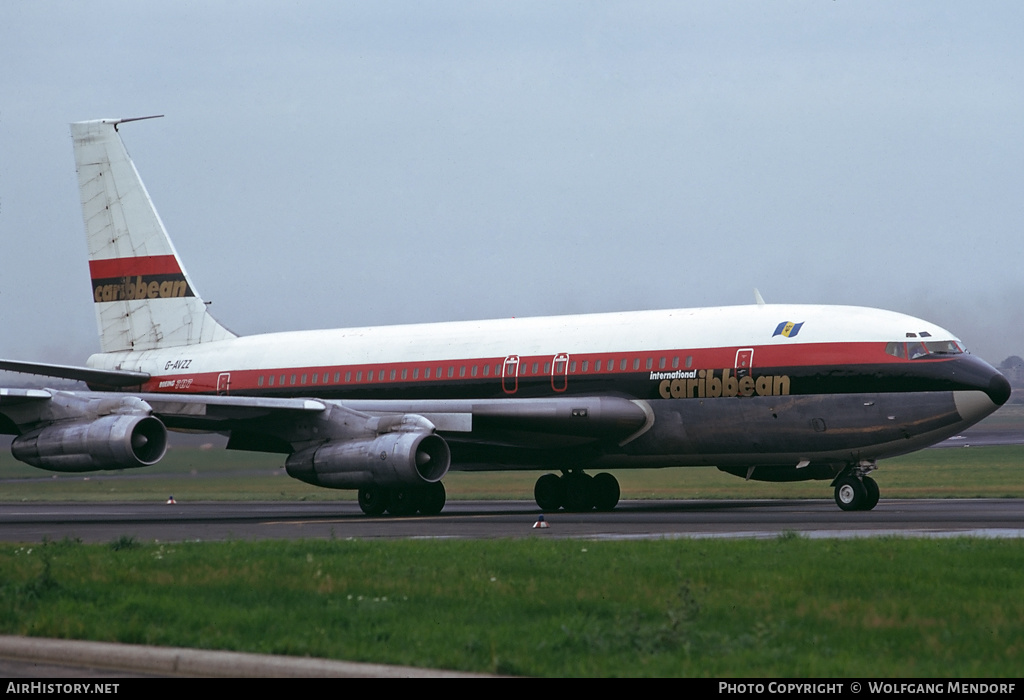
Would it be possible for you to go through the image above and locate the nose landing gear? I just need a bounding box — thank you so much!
[833,463,880,511]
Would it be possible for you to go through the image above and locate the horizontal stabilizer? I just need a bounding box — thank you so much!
[0,359,150,387]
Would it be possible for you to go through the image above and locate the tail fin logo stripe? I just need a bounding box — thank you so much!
[92,274,193,303]
[89,254,183,279]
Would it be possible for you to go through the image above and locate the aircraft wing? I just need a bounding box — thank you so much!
[150,394,651,456]
[140,393,327,427]
[0,356,650,481]
[0,387,324,437]
[0,388,54,406]
[0,383,648,451]
[0,358,648,445]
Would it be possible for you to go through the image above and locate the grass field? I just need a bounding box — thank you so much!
[1,536,1021,677]
[1,442,1022,502]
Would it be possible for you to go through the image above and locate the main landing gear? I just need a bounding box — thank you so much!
[358,482,446,516]
[534,470,620,512]
[832,464,880,512]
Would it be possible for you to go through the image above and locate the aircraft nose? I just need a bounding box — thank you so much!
[960,354,1011,406]
[951,357,1011,426]
[986,369,1012,406]
[948,354,1011,412]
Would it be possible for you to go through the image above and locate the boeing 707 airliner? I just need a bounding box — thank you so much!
[0,118,1011,515]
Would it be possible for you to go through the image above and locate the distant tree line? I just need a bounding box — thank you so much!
[1000,356,1024,371]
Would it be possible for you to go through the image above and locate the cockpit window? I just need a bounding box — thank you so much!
[924,340,963,355]
[885,342,906,359]
[887,340,963,360]
[908,341,929,360]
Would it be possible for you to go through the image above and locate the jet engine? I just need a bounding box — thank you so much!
[285,430,451,489]
[11,414,168,472]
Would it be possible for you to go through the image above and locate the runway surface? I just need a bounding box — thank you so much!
[2,498,1022,543]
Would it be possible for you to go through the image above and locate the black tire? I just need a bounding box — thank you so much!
[418,482,446,516]
[358,486,390,516]
[387,487,422,516]
[562,472,595,512]
[534,473,564,511]
[592,472,620,511]
[834,476,867,512]
[862,476,880,511]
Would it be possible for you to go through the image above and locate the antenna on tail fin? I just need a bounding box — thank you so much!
[114,115,165,127]
[71,118,236,353]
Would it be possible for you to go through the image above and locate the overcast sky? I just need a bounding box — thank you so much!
[2,2,1022,368]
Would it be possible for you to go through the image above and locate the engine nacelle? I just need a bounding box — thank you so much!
[11,415,168,472]
[285,431,451,489]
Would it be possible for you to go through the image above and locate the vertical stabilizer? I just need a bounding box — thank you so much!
[71,118,236,353]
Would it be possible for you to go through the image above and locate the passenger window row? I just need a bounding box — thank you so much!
[253,353,696,387]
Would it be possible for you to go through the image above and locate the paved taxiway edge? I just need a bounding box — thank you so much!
[0,635,490,678]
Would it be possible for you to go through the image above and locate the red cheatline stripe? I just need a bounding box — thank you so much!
[89,255,182,279]
[140,341,934,394]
